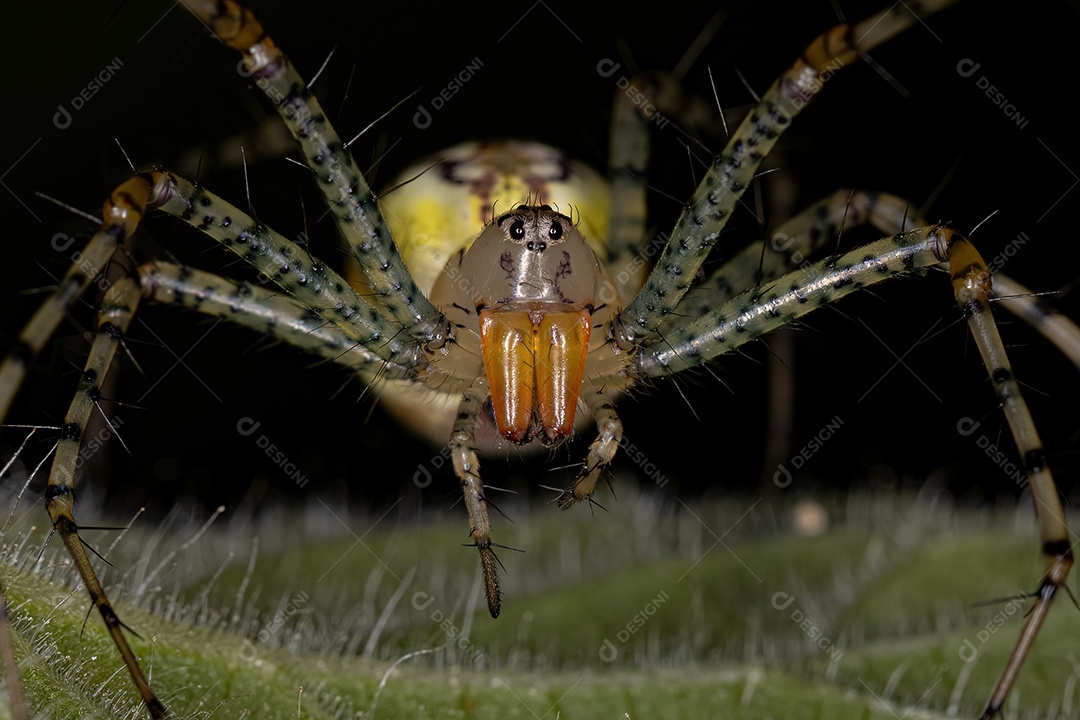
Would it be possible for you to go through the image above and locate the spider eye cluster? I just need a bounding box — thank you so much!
[497,207,571,254]
[429,204,608,321]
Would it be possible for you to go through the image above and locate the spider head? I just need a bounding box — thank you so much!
[430,205,614,445]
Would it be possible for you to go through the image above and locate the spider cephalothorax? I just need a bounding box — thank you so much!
[429,205,620,445]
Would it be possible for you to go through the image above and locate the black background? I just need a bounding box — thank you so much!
[2,1,1078,524]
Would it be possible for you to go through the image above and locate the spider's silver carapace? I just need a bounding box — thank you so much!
[0,1,1077,718]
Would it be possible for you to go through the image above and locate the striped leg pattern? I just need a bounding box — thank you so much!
[1,2,1077,718]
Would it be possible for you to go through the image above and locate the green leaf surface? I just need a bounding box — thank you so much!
[0,493,1074,719]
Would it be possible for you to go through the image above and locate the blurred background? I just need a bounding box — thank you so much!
[1,0,1077,523]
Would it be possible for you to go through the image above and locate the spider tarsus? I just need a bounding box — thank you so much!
[555,487,590,510]
[554,459,611,510]
[147,699,168,720]
[475,539,502,618]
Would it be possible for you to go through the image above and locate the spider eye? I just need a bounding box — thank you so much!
[548,222,563,241]
[510,220,525,240]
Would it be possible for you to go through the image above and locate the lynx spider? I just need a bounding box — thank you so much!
[1,1,1078,718]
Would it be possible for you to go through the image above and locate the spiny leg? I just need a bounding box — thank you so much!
[660,180,1080,712]
[147,171,427,368]
[139,261,415,380]
[449,381,501,617]
[673,189,921,319]
[943,235,1073,720]
[664,188,919,492]
[555,390,624,509]
[664,187,1080,369]
[613,0,955,350]
[677,189,1080,374]
[990,274,1080,370]
[140,262,453,423]
[179,0,445,341]
[43,276,167,719]
[675,188,1080,373]
[0,182,159,720]
[783,196,1080,371]
[0,177,151,420]
[602,0,765,283]
[605,70,650,303]
[605,71,736,303]
[782,195,1080,376]
[3,165,428,430]
[1,164,432,719]
[0,184,159,720]
[640,223,1072,716]
[639,227,948,375]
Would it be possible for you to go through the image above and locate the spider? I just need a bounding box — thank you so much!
[1,1,1078,718]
